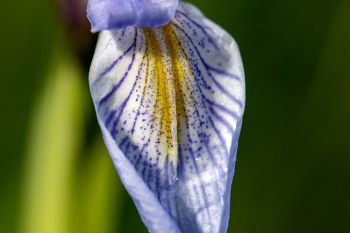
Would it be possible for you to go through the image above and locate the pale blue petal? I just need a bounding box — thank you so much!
[87,0,179,32]
[89,2,245,233]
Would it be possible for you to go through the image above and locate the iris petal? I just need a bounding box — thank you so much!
[87,0,179,32]
[89,2,245,233]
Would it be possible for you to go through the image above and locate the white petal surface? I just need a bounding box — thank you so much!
[89,2,245,233]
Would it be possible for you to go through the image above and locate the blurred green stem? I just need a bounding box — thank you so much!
[75,139,121,233]
[20,43,123,233]
[20,51,86,233]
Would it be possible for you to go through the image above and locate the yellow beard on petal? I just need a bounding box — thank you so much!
[143,24,191,162]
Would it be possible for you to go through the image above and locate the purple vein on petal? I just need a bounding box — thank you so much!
[98,30,138,108]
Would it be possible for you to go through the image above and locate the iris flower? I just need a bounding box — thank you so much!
[87,0,245,232]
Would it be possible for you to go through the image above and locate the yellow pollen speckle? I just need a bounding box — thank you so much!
[143,24,190,159]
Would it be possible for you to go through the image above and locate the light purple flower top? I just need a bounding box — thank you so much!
[87,0,179,32]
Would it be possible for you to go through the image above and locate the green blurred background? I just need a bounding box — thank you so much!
[1,0,349,232]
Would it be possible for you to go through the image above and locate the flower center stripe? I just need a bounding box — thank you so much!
[144,28,177,159]
[143,24,193,161]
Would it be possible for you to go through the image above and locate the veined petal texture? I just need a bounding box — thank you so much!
[87,0,179,32]
[89,2,245,233]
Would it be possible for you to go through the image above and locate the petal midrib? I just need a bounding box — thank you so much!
[143,25,191,164]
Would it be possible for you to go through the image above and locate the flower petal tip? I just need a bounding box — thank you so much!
[87,0,179,32]
[89,2,245,233]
